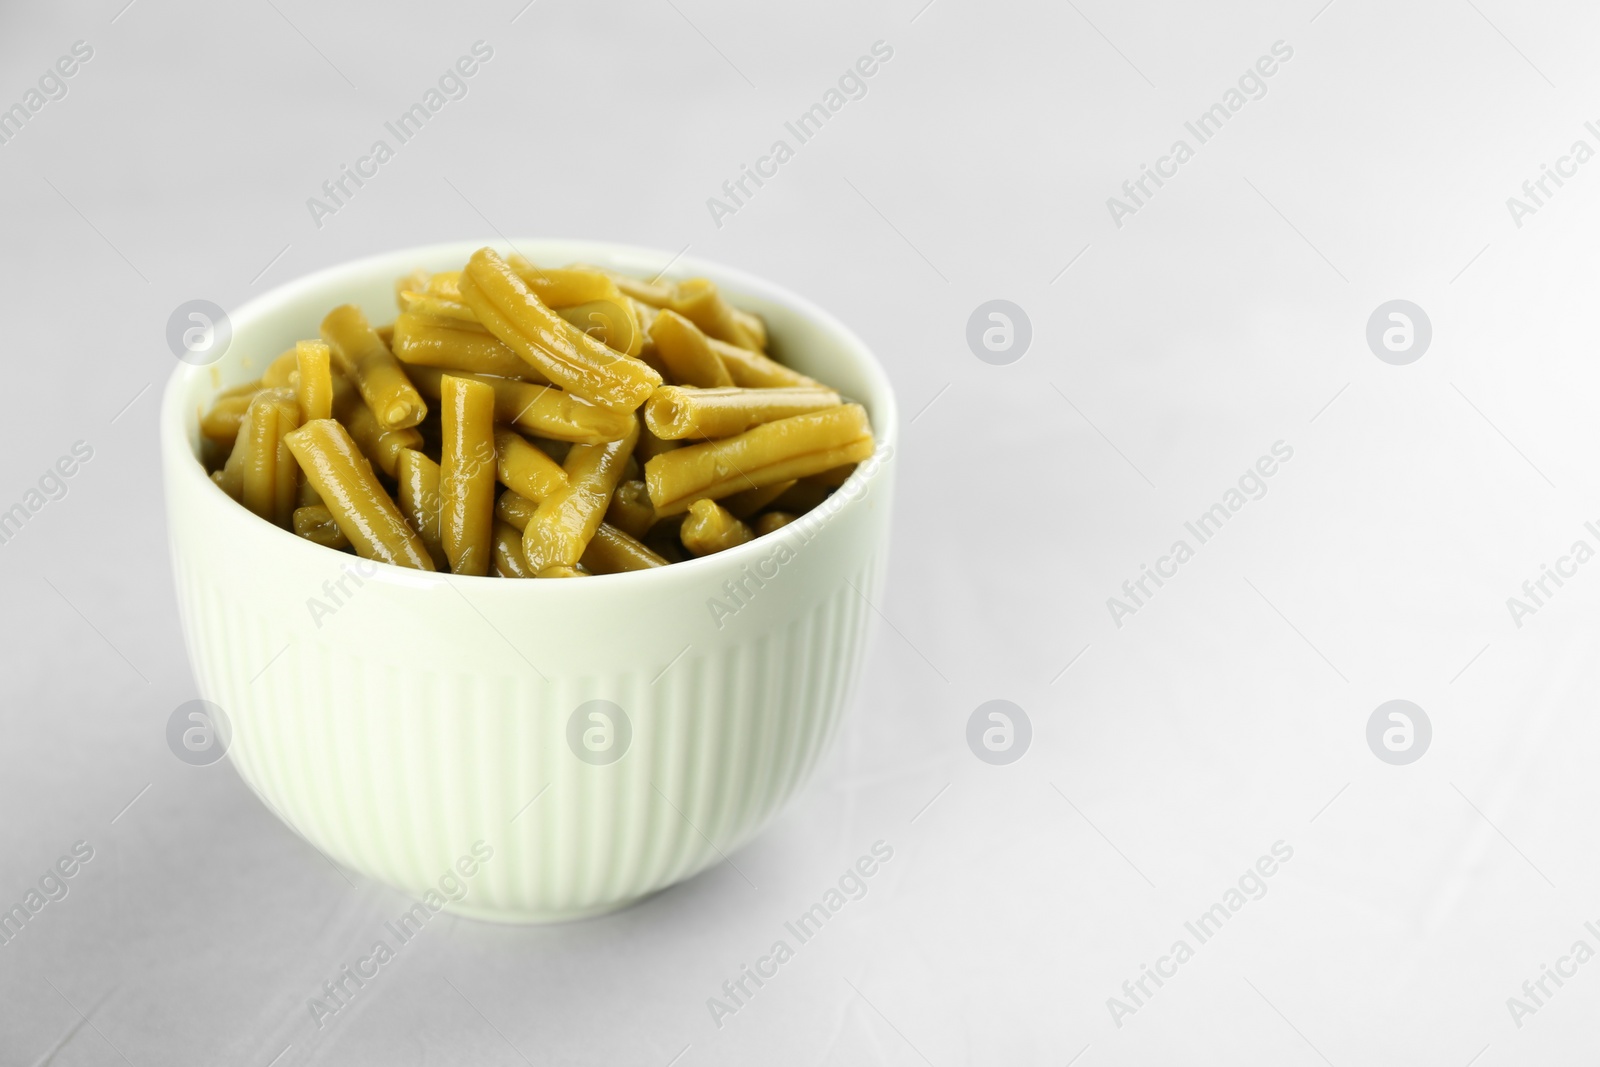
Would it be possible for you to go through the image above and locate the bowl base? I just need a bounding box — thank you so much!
[440,895,645,925]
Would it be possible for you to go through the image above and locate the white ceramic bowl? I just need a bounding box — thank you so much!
[160,240,897,922]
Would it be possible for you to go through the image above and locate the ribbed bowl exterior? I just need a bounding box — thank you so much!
[160,240,897,922]
[168,545,885,921]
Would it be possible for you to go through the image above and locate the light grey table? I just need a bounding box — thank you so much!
[3,0,1597,1062]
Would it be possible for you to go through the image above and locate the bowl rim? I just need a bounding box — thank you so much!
[159,237,899,592]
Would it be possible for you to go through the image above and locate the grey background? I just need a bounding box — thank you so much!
[2,0,1598,1062]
